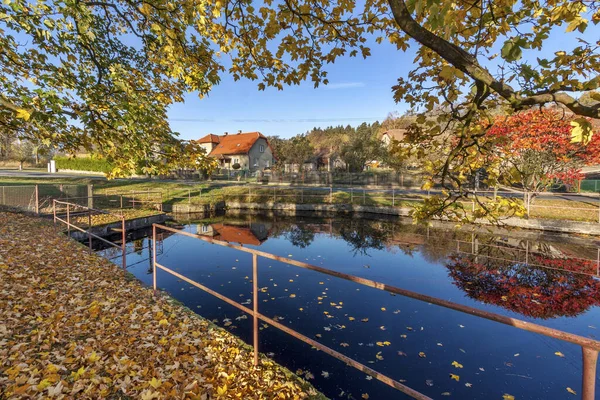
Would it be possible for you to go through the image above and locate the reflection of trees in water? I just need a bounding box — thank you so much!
[283,225,315,248]
[447,255,600,319]
[336,219,390,256]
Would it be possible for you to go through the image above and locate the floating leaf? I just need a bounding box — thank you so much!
[555,351,565,358]
[451,361,463,369]
[566,387,576,395]
[449,374,460,382]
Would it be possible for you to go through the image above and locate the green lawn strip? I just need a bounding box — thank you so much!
[0,211,326,399]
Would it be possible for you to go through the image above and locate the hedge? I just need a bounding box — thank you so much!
[54,156,113,174]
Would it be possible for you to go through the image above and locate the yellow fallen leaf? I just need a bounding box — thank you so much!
[217,384,228,396]
[451,361,463,369]
[502,394,515,400]
[349,317,355,321]
[361,394,369,399]
[381,307,386,311]
[37,379,52,391]
[158,319,169,326]
[149,377,162,389]
[450,374,460,381]
[555,351,565,358]
[88,351,100,363]
[419,352,426,358]
[566,387,576,395]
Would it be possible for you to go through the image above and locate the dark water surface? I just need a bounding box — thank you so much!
[99,212,600,400]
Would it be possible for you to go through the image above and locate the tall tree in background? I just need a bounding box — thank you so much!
[340,123,384,172]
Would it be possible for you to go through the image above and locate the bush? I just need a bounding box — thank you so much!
[54,156,113,173]
[232,163,241,170]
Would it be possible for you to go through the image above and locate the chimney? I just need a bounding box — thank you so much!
[224,131,228,136]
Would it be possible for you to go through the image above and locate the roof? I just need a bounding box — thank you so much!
[197,132,267,156]
[211,223,262,246]
[381,129,407,142]
[197,134,220,144]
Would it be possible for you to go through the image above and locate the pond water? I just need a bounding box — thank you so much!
[98,212,600,400]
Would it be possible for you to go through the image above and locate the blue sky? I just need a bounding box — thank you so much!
[168,37,415,140]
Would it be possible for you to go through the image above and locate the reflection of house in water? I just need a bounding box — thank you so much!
[197,222,272,246]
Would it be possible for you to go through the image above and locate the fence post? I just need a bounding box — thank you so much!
[527,192,531,217]
[87,184,94,209]
[121,217,126,270]
[35,184,39,214]
[66,203,70,236]
[330,186,333,203]
[153,224,157,295]
[273,187,276,203]
[392,189,395,207]
[582,347,598,400]
[252,253,259,366]
[88,209,92,251]
[53,200,56,227]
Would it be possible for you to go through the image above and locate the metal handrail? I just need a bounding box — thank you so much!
[53,200,127,269]
[151,223,599,400]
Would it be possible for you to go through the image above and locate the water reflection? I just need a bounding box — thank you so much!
[184,212,600,319]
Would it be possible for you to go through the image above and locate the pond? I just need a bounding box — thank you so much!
[98,211,600,400]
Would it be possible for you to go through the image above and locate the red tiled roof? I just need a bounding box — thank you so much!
[198,132,267,156]
[211,223,262,246]
[197,134,221,144]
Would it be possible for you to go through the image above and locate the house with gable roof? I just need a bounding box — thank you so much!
[197,131,275,171]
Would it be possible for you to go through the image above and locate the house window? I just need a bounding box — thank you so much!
[259,145,265,153]
[201,225,209,233]
[233,158,239,164]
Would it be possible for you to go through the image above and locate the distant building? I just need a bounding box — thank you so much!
[381,129,407,146]
[197,131,275,171]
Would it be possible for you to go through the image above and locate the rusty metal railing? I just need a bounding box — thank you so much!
[151,223,599,400]
[53,200,127,269]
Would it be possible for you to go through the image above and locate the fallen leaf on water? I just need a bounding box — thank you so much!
[419,352,426,358]
[449,374,460,382]
[321,371,330,378]
[555,351,565,357]
[502,394,515,400]
[361,394,369,399]
[566,387,576,395]
[451,361,463,369]
[465,383,472,388]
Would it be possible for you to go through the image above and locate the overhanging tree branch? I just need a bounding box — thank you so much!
[386,0,600,118]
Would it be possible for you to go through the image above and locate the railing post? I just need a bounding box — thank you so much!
[350,187,353,204]
[188,189,191,205]
[35,184,39,214]
[88,209,92,251]
[582,347,598,400]
[330,186,333,203]
[273,187,276,203]
[121,217,126,269]
[153,224,157,295]
[66,203,70,236]
[120,195,123,209]
[392,189,395,207]
[53,200,56,227]
[253,253,259,366]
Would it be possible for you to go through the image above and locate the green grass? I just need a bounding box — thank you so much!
[2,177,599,223]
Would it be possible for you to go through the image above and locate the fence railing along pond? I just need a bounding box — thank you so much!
[151,223,599,400]
[53,199,127,269]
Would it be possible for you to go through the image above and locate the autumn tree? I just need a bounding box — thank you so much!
[487,109,600,194]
